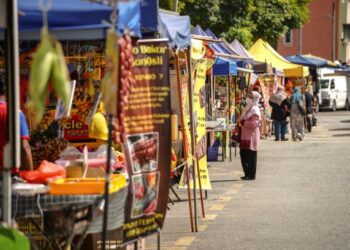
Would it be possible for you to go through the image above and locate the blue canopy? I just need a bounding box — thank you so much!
[192,25,208,36]
[1,0,158,40]
[18,0,141,37]
[285,55,326,67]
[158,12,191,49]
[204,29,241,57]
[213,58,237,76]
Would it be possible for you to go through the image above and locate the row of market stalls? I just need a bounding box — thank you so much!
[1,0,347,249]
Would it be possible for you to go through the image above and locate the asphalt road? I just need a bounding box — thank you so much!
[147,111,350,250]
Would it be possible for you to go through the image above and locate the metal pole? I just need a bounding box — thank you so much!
[299,28,303,55]
[332,0,336,61]
[157,230,161,250]
[3,0,20,226]
[194,134,205,218]
[187,49,198,232]
[173,0,178,12]
[175,54,194,232]
[102,114,113,250]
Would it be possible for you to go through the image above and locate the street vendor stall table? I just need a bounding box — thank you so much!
[0,186,127,248]
[206,122,235,162]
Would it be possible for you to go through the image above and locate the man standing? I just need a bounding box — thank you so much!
[0,79,33,172]
[269,86,290,141]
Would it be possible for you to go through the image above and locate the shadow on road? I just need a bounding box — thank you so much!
[329,128,350,131]
[340,120,350,123]
[332,133,350,137]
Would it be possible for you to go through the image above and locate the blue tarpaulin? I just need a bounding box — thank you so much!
[158,11,191,49]
[192,25,238,75]
[213,58,237,76]
[1,0,158,40]
[18,0,142,36]
[285,55,326,67]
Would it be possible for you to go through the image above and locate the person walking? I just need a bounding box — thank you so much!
[0,79,33,172]
[290,87,305,141]
[239,91,261,181]
[269,86,290,141]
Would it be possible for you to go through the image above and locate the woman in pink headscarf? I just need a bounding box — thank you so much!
[239,91,262,180]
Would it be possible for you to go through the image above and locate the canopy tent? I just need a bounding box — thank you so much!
[204,29,241,58]
[192,25,209,37]
[192,26,239,76]
[249,39,309,77]
[213,57,237,76]
[0,0,158,40]
[303,54,338,68]
[230,39,253,60]
[158,11,191,49]
[285,54,328,67]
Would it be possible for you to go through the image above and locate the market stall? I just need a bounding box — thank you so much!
[1,1,175,249]
[159,11,210,233]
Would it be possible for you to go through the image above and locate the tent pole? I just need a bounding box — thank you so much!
[186,49,198,232]
[3,0,20,226]
[101,114,113,250]
[175,53,194,232]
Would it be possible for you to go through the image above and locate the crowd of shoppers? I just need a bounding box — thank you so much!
[237,82,316,181]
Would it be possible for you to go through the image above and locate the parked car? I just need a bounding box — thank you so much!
[318,74,350,111]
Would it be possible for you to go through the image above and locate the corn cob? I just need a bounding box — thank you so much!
[51,41,71,109]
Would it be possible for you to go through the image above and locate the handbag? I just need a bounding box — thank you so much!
[298,99,306,115]
[231,125,242,143]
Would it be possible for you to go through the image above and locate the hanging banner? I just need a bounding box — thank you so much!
[179,59,211,190]
[177,73,194,189]
[122,39,171,244]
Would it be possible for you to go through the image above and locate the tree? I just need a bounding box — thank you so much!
[251,0,310,46]
[159,0,310,47]
[180,0,222,31]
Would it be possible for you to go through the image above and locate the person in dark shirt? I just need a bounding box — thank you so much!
[0,79,33,172]
[304,87,314,114]
[269,86,290,141]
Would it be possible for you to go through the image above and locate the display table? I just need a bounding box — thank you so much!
[0,187,127,234]
[206,124,236,162]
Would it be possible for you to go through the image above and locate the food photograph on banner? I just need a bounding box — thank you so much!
[122,39,171,243]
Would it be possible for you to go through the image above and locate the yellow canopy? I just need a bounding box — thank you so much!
[249,39,309,77]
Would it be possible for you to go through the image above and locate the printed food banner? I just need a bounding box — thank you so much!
[122,39,171,244]
[179,59,211,190]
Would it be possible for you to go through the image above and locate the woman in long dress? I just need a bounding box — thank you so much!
[290,87,305,141]
[239,91,261,180]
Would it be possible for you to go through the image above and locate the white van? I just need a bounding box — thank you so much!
[318,74,350,111]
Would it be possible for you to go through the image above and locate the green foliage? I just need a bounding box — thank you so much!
[159,0,185,12]
[251,0,310,45]
[0,226,30,250]
[175,0,310,46]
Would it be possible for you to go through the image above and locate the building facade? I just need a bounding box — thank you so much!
[277,0,350,63]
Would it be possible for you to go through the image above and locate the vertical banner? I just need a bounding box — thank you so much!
[122,39,171,244]
[179,59,211,190]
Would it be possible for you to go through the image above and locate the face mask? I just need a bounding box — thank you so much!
[246,98,253,105]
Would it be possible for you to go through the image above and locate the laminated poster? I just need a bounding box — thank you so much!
[178,59,212,190]
[121,39,171,244]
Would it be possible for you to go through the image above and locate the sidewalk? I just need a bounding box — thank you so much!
[145,112,350,250]
[146,152,245,250]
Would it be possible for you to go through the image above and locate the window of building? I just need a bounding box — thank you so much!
[284,30,293,46]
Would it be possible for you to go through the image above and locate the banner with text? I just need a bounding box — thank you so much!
[122,39,171,244]
[179,59,211,190]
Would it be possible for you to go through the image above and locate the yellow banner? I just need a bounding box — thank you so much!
[179,59,211,190]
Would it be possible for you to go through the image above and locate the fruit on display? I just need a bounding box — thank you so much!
[29,27,71,126]
[38,111,54,131]
[113,35,135,144]
[31,137,68,168]
[73,84,93,123]
[30,121,68,168]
